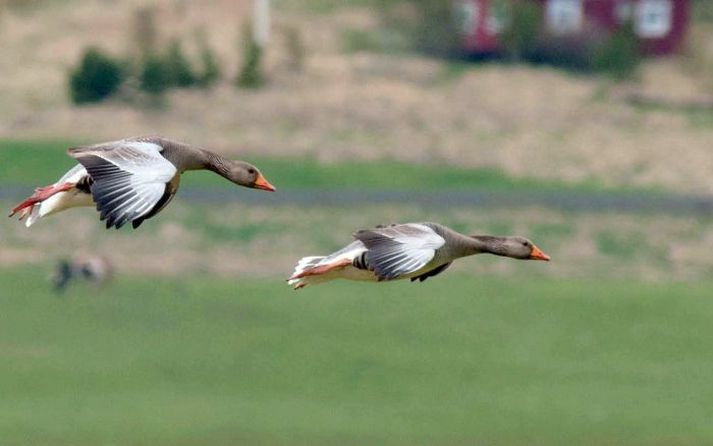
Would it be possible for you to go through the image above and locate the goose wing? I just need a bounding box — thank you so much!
[68,140,177,229]
[354,223,445,281]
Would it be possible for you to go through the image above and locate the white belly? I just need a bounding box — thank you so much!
[39,189,94,217]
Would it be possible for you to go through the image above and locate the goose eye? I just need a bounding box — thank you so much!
[247,168,256,175]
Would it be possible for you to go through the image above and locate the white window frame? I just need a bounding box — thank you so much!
[546,0,584,35]
[635,0,673,39]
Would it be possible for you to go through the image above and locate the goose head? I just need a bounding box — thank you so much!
[223,161,276,192]
[471,235,550,261]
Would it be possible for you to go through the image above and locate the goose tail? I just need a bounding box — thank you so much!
[287,256,326,290]
[9,164,92,227]
[9,184,90,227]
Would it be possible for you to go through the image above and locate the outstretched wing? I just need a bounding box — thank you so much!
[68,140,177,229]
[354,223,445,281]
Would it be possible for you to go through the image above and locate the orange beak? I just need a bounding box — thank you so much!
[253,173,276,192]
[529,245,550,261]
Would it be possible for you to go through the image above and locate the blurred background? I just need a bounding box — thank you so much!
[2,0,713,444]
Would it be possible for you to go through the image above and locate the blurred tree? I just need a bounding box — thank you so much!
[693,0,713,23]
[237,24,265,89]
[197,44,221,87]
[165,39,196,87]
[374,0,461,56]
[194,29,222,87]
[69,47,124,104]
[406,0,461,55]
[592,22,640,80]
[139,52,171,97]
[500,0,541,61]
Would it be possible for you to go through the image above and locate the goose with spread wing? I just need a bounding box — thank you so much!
[9,136,276,229]
[288,222,550,289]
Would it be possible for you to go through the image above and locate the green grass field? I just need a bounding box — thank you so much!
[2,269,713,445]
[0,139,623,193]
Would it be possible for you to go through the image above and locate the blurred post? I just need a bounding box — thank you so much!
[253,0,270,47]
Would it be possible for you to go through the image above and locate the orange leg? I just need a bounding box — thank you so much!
[9,182,74,218]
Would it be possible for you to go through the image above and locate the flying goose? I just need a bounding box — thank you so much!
[288,222,550,289]
[9,136,275,229]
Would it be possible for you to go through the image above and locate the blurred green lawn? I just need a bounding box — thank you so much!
[0,139,618,192]
[2,269,712,445]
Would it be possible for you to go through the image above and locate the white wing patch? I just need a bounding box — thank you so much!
[69,141,177,229]
[56,164,88,185]
[316,241,366,266]
[354,223,445,281]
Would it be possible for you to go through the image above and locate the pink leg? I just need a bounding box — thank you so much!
[9,182,75,218]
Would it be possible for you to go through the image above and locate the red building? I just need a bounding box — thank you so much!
[458,0,690,56]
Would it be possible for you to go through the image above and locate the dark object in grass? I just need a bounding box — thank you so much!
[52,256,113,294]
